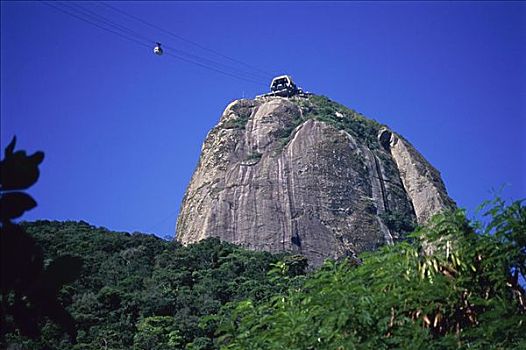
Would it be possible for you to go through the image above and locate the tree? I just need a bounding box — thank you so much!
[218,201,526,349]
[133,316,183,350]
[0,137,82,347]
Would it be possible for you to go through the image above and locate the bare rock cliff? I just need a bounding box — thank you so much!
[176,95,455,266]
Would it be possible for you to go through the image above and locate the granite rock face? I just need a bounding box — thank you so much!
[176,95,455,266]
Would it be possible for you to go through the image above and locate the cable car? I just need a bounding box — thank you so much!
[269,75,300,96]
[153,42,163,56]
[256,75,309,99]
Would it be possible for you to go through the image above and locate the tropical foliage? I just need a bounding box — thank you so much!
[2,221,304,349]
[217,200,526,349]
[0,137,82,349]
[6,198,524,349]
[2,138,524,349]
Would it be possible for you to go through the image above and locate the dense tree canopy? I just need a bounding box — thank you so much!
[217,199,525,349]
[3,221,303,349]
[2,199,524,349]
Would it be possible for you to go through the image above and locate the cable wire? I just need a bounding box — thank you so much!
[62,1,153,46]
[49,1,267,85]
[63,1,262,79]
[86,1,270,82]
[100,1,274,79]
[43,2,268,86]
[164,51,265,86]
[44,1,151,50]
[162,42,267,82]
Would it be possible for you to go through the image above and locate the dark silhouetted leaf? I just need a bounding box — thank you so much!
[0,192,37,221]
[0,222,43,293]
[12,297,40,339]
[0,136,44,191]
[1,139,81,346]
[5,136,16,156]
[39,298,78,342]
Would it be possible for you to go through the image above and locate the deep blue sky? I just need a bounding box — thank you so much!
[1,1,524,238]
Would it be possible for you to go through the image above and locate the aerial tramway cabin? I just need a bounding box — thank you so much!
[269,75,300,97]
[256,75,309,99]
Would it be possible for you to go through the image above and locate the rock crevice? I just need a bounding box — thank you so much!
[176,96,455,266]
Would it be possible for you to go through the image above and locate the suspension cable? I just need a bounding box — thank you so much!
[164,51,264,86]
[43,2,268,87]
[62,2,153,46]
[100,1,274,79]
[64,2,267,82]
[44,2,151,50]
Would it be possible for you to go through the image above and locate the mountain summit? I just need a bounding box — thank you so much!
[176,94,455,266]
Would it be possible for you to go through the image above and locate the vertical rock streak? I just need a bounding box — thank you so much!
[176,97,455,266]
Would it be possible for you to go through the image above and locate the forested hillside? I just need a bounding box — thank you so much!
[3,199,525,349]
[5,221,306,349]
